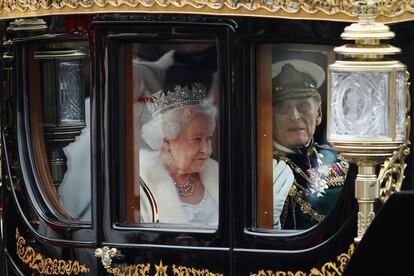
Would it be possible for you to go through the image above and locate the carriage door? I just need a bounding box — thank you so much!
[91,15,234,275]
[1,20,99,274]
[230,19,358,274]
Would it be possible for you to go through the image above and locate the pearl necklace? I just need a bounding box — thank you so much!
[175,174,195,197]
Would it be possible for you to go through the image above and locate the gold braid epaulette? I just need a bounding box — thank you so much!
[327,176,347,187]
[275,145,348,225]
[326,152,349,187]
[274,149,348,188]
[337,153,349,171]
[288,184,325,223]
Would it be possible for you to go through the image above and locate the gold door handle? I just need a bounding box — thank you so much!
[95,246,118,269]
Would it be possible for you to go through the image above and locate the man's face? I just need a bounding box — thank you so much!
[272,97,321,149]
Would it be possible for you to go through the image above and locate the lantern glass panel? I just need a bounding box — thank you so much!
[59,60,84,123]
[330,71,390,138]
[396,71,406,140]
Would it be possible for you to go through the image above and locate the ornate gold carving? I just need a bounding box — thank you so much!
[101,260,222,276]
[172,264,223,275]
[289,184,326,223]
[250,243,355,276]
[95,247,154,275]
[1,0,414,23]
[378,135,410,203]
[378,71,411,204]
[95,246,118,269]
[155,260,168,275]
[353,0,379,21]
[15,228,90,275]
[357,211,375,237]
[106,263,151,275]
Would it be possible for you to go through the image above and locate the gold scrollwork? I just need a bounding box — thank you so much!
[15,228,90,275]
[106,263,151,275]
[1,0,414,23]
[155,260,168,275]
[172,264,223,276]
[103,260,223,276]
[250,243,355,276]
[378,134,411,203]
[378,71,411,204]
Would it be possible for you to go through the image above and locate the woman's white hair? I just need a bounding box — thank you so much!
[142,101,217,150]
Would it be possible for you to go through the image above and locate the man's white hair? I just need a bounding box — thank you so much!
[142,102,217,150]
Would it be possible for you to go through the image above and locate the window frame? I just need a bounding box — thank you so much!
[233,37,357,251]
[12,35,95,245]
[94,20,234,248]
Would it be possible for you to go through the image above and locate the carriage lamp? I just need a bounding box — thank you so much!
[327,0,410,243]
[35,49,87,193]
[3,18,48,128]
[7,18,48,38]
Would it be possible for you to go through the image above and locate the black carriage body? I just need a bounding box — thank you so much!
[0,14,414,276]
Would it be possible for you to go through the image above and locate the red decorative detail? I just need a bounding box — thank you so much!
[136,96,156,103]
[64,15,93,35]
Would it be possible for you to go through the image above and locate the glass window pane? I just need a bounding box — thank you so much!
[256,44,349,231]
[121,43,219,229]
[29,46,91,222]
[59,97,91,221]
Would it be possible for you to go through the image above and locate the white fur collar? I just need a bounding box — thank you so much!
[140,149,219,224]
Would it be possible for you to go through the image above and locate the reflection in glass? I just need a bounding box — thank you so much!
[59,98,91,221]
[29,46,91,222]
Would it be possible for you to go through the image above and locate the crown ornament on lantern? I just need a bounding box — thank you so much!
[146,83,207,116]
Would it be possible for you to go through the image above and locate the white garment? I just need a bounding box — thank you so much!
[272,142,296,229]
[133,50,175,97]
[273,159,294,229]
[181,191,218,226]
[59,98,91,221]
[139,149,219,225]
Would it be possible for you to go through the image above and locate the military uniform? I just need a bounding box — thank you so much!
[274,141,349,229]
[271,60,350,230]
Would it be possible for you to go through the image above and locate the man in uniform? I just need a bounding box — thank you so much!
[272,60,349,230]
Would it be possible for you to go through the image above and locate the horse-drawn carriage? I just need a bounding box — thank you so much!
[0,0,414,275]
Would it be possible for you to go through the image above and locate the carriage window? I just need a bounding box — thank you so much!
[256,44,349,230]
[119,42,219,228]
[28,44,91,222]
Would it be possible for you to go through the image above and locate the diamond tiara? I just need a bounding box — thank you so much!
[145,83,207,117]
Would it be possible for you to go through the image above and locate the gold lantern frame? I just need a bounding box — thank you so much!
[327,2,412,243]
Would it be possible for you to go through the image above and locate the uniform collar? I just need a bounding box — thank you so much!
[273,139,315,156]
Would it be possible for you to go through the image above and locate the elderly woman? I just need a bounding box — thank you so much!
[139,84,218,226]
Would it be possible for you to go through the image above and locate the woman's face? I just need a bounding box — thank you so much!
[164,113,213,175]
